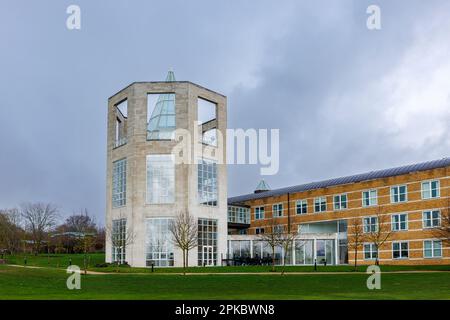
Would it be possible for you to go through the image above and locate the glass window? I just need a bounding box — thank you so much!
[272,203,283,217]
[363,216,378,233]
[255,227,264,235]
[423,210,441,228]
[422,180,440,199]
[198,219,218,266]
[391,213,408,231]
[198,158,218,206]
[393,241,409,259]
[296,200,307,215]
[314,197,327,213]
[111,218,126,263]
[362,190,377,207]
[390,185,407,203]
[112,158,127,207]
[333,194,347,210]
[145,218,174,267]
[294,239,314,264]
[424,240,442,258]
[363,243,377,260]
[255,206,265,220]
[146,155,175,204]
[147,93,176,140]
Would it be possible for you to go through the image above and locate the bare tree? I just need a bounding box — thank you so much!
[365,207,392,265]
[277,227,298,275]
[432,196,450,245]
[257,218,283,272]
[64,209,97,234]
[169,211,198,275]
[64,209,97,274]
[105,213,135,272]
[348,218,365,270]
[20,202,59,255]
[0,208,23,255]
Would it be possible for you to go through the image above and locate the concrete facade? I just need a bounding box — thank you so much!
[106,80,227,267]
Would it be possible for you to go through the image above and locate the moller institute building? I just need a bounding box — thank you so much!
[106,72,449,268]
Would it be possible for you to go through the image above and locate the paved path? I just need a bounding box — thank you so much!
[4,264,450,276]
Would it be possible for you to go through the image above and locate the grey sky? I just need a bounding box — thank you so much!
[1,0,449,224]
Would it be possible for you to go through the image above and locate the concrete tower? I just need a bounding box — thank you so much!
[105,72,227,267]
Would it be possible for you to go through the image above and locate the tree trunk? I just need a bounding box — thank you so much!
[183,249,186,275]
[186,249,189,274]
[354,248,358,271]
[271,246,275,272]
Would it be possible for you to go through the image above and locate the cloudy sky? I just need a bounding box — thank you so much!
[1,0,449,223]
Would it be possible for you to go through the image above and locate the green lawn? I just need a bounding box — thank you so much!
[0,265,449,299]
[3,253,450,273]
[3,253,105,269]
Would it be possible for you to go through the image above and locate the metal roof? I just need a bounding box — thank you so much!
[228,157,450,204]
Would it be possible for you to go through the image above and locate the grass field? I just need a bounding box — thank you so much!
[1,254,449,299]
[3,253,450,273]
[0,264,449,300]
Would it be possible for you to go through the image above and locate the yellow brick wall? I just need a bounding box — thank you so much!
[241,167,449,265]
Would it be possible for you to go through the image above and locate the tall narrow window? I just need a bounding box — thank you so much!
[146,155,175,204]
[112,158,127,207]
[145,218,174,266]
[198,158,218,206]
[390,185,407,203]
[147,93,176,140]
[333,194,347,210]
[111,218,126,264]
[114,100,128,148]
[422,180,440,199]
[198,219,218,266]
[362,190,377,207]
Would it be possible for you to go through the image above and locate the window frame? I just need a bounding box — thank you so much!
[423,240,442,258]
[197,157,218,207]
[362,189,377,207]
[314,196,327,213]
[422,210,441,229]
[333,194,348,211]
[146,154,175,204]
[421,180,440,200]
[363,216,378,233]
[392,241,409,259]
[272,203,283,217]
[391,213,408,231]
[390,185,408,203]
[112,158,127,208]
[363,243,377,260]
[296,200,307,215]
[255,227,265,235]
[255,206,265,220]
